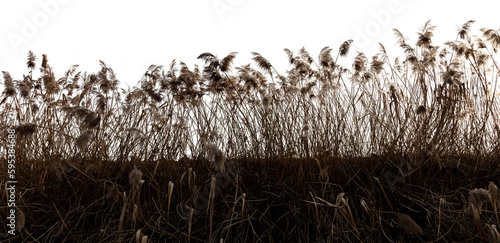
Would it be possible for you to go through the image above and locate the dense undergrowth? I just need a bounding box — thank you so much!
[1,20,500,242]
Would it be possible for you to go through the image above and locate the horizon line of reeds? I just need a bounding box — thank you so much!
[1,20,500,162]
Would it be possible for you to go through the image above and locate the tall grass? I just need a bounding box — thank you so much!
[1,21,500,242]
[2,22,500,162]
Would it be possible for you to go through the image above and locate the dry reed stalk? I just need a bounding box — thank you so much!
[132,204,138,229]
[309,192,320,223]
[489,182,499,223]
[188,207,194,243]
[470,205,486,243]
[152,160,160,177]
[486,224,500,242]
[360,199,371,217]
[374,177,394,211]
[3,23,500,242]
[135,229,142,243]
[118,192,128,232]
[437,198,445,238]
[188,168,193,192]
[338,194,359,236]
[167,181,174,219]
[208,176,216,242]
[469,188,491,242]
[129,166,145,212]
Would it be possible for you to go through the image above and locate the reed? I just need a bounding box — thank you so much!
[1,21,499,242]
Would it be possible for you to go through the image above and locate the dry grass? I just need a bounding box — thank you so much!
[1,20,500,242]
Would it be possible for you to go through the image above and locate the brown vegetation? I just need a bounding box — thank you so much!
[1,20,500,242]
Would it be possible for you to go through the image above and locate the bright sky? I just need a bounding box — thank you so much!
[1,0,499,87]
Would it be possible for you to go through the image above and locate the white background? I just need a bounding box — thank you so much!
[1,0,499,87]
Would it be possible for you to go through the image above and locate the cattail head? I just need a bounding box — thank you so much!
[129,166,143,189]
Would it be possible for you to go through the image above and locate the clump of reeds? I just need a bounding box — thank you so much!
[4,20,500,161]
[2,20,500,242]
[469,187,494,242]
[203,142,226,172]
[489,182,500,222]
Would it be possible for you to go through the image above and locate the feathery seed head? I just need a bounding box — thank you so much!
[469,188,491,209]
[129,166,143,189]
[27,50,37,70]
[203,142,226,172]
[339,40,354,57]
[2,71,16,97]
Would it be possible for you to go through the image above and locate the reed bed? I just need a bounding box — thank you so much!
[1,21,499,242]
